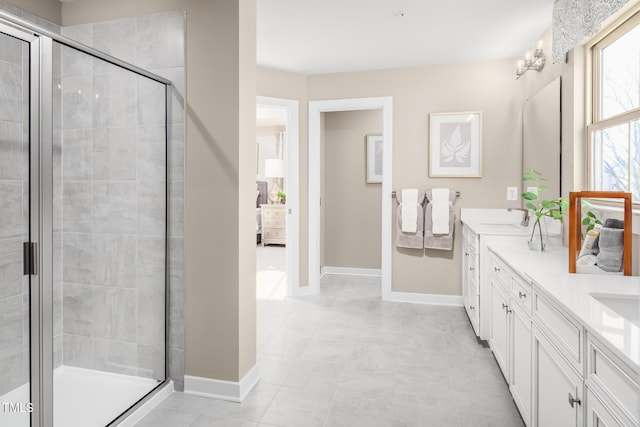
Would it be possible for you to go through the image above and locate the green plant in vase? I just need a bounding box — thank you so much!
[522,169,568,251]
[277,190,286,204]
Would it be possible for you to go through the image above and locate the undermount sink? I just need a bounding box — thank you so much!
[590,293,640,327]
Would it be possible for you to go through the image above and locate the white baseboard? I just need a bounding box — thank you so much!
[118,381,174,427]
[184,363,260,403]
[391,291,463,306]
[322,266,382,277]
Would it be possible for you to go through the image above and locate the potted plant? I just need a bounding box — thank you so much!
[522,169,568,251]
[277,190,286,204]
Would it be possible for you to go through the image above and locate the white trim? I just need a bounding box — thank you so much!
[184,363,260,403]
[308,97,393,300]
[118,381,174,427]
[257,96,300,297]
[391,291,464,306]
[322,266,382,277]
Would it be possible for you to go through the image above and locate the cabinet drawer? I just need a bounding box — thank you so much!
[263,218,285,229]
[489,251,509,286]
[262,207,286,219]
[510,272,532,315]
[587,339,639,425]
[585,387,625,427]
[263,229,285,239]
[533,291,583,372]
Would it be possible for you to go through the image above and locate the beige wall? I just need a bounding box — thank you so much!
[259,60,523,295]
[2,0,60,24]
[323,110,382,269]
[62,0,257,382]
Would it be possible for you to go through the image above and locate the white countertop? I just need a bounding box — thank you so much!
[462,219,531,236]
[486,236,640,373]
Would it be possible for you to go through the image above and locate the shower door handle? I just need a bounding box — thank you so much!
[23,242,37,275]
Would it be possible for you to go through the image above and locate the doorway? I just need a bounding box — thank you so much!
[255,97,299,298]
[308,97,393,299]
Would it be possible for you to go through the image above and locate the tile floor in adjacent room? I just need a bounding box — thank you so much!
[135,251,524,427]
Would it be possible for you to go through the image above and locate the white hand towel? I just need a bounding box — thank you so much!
[431,188,450,235]
[401,189,419,233]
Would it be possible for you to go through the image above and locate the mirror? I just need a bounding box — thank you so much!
[523,76,561,199]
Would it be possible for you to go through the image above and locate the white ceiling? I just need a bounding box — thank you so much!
[257,0,556,75]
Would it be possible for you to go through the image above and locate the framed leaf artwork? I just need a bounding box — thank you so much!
[429,112,482,177]
[366,134,383,183]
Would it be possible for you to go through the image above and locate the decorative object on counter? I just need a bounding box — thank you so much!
[424,189,456,250]
[568,191,632,275]
[578,223,602,257]
[277,190,286,204]
[582,208,603,235]
[264,158,284,204]
[597,227,625,272]
[516,40,546,78]
[395,189,426,249]
[366,134,383,183]
[429,112,482,178]
[522,169,568,251]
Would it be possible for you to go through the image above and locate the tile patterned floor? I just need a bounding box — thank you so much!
[135,272,524,427]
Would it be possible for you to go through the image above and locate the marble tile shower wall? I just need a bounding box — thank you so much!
[0,27,29,397]
[60,11,186,390]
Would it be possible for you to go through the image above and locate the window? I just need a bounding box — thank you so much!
[589,12,640,201]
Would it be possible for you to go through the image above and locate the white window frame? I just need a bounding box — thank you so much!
[587,11,640,205]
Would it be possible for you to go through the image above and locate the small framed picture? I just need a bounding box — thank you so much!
[366,134,383,183]
[429,112,482,178]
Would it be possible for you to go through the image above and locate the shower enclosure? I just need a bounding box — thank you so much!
[0,11,170,427]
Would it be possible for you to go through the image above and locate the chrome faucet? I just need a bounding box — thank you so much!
[508,208,531,227]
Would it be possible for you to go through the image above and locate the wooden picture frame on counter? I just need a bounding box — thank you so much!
[568,191,632,275]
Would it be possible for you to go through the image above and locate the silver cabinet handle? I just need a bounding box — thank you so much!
[494,267,501,272]
[501,303,508,310]
[465,252,469,256]
[470,267,475,271]
[469,305,474,310]
[506,309,512,314]
[519,291,527,299]
[568,393,581,408]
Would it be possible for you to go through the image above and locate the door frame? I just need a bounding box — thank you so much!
[256,96,300,296]
[308,97,393,300]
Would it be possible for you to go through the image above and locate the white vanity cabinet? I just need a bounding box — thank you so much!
[481,238,640,427]
[488,249,533,425]
[462,225,480,335]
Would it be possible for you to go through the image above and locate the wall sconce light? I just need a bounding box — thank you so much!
[516,40,546,79]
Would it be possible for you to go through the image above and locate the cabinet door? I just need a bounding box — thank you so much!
[585,387,624,427]
[462,242,470,308]
[510,302,532,426]
[490,277,509,379]
[533,326,583,427]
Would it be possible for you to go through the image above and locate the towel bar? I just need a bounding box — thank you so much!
[392,190,460,198]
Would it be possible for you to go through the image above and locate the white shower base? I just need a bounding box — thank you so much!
[0,366,162,427]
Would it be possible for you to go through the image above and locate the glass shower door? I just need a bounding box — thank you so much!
[0,27,36,427]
